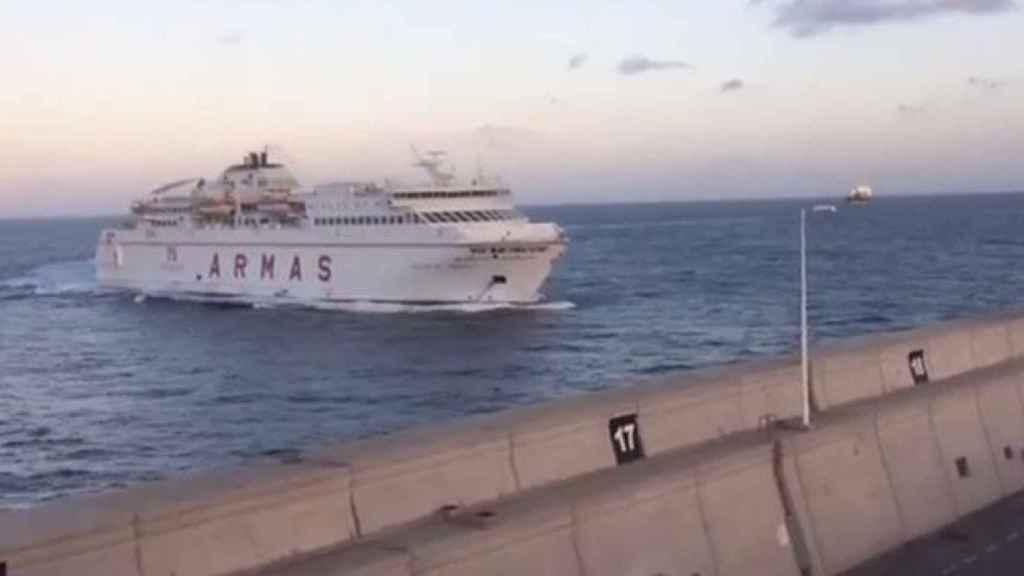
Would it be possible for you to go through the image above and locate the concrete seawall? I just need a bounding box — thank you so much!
[4,311,1024,576]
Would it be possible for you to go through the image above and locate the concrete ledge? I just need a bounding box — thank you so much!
[809,314,1024,412]
[499,387,638,491]
[974,374,1024,495]
[254,542,411,576]
[924,324,978,381]
[781,413,905,576]
[309,418,516,536]
[696,442,798,576]
[970,320,1013,369]
[391,489,577,576]
[873,398,957,540]
[8,313,1024,576]
[0,490,139,576]
[0,460,354,576]
[569,442,714,576]
[135,461,354,576]
[737,358,803,428]
[929,383,1004,516]
[1009,315,1024,357]
[636,367,744,456]
[811,333,888,409]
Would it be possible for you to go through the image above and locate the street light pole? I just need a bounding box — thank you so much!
[800,208,810,429]
[800,204,836,430]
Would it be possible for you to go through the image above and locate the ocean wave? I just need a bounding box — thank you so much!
[0,259,109,300]
[132,290,577,314]
[309,299,576,314]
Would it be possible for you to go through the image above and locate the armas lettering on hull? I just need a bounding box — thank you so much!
[207,253,332,283]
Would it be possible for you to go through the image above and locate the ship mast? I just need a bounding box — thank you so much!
[410,146,455,187]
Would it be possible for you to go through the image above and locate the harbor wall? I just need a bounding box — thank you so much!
[4,310,1024,576]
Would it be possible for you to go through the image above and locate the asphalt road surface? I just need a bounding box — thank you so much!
[844,491,1024,576]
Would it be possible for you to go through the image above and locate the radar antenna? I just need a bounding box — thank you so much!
[410,145,455,187]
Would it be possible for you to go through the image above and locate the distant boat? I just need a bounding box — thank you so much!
[847,185,872,205]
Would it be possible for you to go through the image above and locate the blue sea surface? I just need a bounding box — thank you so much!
[2,195,1024,506]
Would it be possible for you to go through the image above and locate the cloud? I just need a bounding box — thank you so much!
[896,103,928,115]
[766,0,1016,37]
[617,55,691,76]
[968,76,1006,90]
[217,31,244,46]
[567,53,588,70]
[720,79,745,93]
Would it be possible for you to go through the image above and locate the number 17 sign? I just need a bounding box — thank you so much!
[608,414,645,465]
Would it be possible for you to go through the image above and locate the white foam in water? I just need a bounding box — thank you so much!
[0,259,106,297]
[307,300,576,314]
[152,292,575,314]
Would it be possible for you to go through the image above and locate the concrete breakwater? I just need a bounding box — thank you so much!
[3,312,1024,576]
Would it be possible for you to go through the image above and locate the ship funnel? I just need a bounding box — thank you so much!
[260,151,268,166]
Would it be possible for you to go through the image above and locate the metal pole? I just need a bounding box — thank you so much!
[800,208,810,429]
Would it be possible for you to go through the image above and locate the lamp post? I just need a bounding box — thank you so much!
[800,204,837,429]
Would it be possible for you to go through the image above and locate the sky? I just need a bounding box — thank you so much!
[1,0,1022,217]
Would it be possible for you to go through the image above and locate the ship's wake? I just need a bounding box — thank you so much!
[170,294,576,314]
[0,259,109,301]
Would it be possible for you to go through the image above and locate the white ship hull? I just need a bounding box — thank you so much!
[98,148,567,305]
[96,227,565,304]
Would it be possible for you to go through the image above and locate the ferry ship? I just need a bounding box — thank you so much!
[95,149,566,304]
[847,185,872,205]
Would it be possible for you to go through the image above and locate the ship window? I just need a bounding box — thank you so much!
[397,216,404,224]
[453,212,469,222]
[442,212,457,222]
[434,212,449,222]
[466,212,482,222]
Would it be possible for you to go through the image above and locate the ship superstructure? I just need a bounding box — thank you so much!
[96,149,566,304]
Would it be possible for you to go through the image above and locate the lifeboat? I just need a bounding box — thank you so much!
[197,201,234,217]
